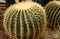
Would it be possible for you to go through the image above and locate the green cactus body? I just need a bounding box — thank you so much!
[45,1,60,28]
[4,1,47,39]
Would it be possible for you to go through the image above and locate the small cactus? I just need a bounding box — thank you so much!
[4,1,47,39]
[45,1,60,28]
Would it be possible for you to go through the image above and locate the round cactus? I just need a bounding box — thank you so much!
[45,1,60,28]
[4,1,47,39]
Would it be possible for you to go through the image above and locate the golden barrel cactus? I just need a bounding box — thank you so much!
[4,1,47,39]
[45,1,60,28]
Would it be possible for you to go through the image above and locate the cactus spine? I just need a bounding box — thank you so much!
[4,1,47,39]
[45,1,60,28]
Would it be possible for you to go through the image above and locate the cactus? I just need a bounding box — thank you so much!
[45,1,60,28]
[4,2,47,39]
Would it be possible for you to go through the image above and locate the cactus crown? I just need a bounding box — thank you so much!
[8,1,44,10]
[45,1,60,29]
[4,1,47,39]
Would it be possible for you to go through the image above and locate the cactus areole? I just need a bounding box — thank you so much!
[45,1,60,28]
[4,1,47,39]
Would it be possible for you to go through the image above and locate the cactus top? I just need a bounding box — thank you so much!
[8,1,43,10]
[45,1,60,7]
